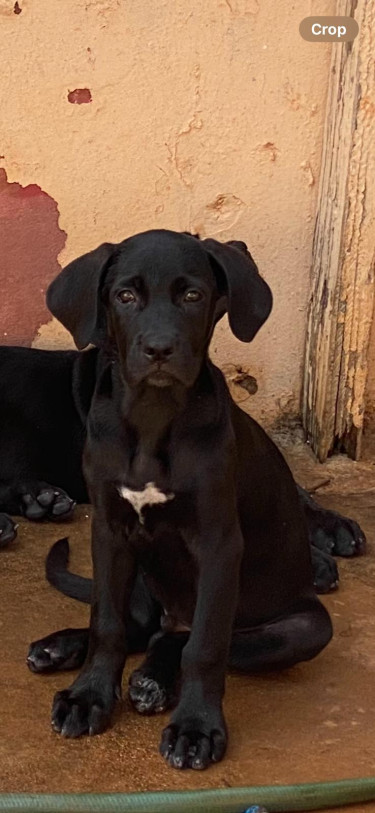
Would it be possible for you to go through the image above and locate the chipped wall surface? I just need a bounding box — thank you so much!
[0,0,335,425]
[366,315,375,427]
[0,170,66,345]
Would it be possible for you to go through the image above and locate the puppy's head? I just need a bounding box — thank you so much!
[47,230,272,389]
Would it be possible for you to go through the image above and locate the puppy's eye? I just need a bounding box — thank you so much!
[183,290,202,302]
[117,290,136,303]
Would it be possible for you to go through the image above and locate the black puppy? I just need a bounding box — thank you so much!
[30,230,334,770]
[0,313,365,591]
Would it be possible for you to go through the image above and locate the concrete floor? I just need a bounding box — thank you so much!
[1,440,375,813]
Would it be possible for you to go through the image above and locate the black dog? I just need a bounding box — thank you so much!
[0,304,364,593]
[25,229,338,771]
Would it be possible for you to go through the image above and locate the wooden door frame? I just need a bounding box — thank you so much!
[302,0,375,462]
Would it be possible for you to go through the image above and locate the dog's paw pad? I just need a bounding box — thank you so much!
[21,485,76,522]
[36,488,55,508]
[21,493,47,520]
[129,672,168,714]
[0,514,18,548]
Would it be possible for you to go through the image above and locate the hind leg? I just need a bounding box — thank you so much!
[27,620,166,675]
[28,586,162,675]
[129,600,332,711]
[27,622,160,676]
[230,597,332,673]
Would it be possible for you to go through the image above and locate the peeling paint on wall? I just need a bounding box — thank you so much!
[68,88,93,104]
[257,142,280,163]
[0,170,66,345]
[224,0,259,16]
[32,317,75,351]
[0,0,21,15]
[0,0,336,426]
[192,194,246,237]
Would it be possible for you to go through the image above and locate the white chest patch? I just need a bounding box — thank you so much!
[119,481,175,523]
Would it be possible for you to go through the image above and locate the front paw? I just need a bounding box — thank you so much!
[51,682,117,738]
[160,711,227,770]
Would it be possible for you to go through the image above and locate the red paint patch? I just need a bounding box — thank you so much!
[67,88,92,104]
[13,2,22,13]
[0,169,66,346]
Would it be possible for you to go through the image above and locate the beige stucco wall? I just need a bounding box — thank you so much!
[0,0,336,426]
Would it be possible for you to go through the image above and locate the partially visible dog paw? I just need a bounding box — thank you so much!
[27,629,88,673]
[20,484,76,522]
[299,487,366,558]
[309,506,366,558]
[311,545,339,594]
[0,513,18,547]
[52,684,116,738]
[328,512,365,558]
[129,670,169,714]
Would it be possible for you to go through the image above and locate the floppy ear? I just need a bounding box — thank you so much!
[201,238,272,341]
[46,242,116,349]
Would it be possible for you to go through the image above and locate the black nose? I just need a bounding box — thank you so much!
[143,341,174,362]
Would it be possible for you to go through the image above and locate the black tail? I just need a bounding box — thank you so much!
[46,538,164,652]
[46,538,92,603]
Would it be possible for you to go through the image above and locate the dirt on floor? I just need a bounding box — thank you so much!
[1,437,375,813]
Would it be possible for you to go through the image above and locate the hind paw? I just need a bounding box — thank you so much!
[20,484,76,521]
[27,628,88,673]
[129,669,172,714]
[311,546,339,594]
